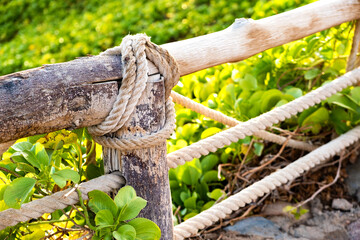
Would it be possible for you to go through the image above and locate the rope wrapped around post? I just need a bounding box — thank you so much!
[88,34,180,150]
[0,172,125,230]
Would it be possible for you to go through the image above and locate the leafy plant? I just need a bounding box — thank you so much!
[78,186,161,240]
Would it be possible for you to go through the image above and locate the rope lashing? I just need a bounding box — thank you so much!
[88,34,180,150]
[167,68,360,168]
[173,125,360,239]
[170,91,316,152]
[0,172,125,230]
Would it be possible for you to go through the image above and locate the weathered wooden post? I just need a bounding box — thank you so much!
[103,73,173,239]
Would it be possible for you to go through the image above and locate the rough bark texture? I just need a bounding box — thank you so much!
[103,75,173,240]
[1,0,360,144]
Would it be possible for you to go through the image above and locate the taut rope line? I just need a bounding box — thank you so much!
[167,68,360,168]
[173,126,360,239]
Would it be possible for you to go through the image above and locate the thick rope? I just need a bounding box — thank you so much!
[173,125,360,239]
[0,172,125,230]
[170,91,316,152]
[88,34,179,150]
[167,68,360,168]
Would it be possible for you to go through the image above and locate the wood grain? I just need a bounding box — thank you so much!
[1,0,360,143]
[103,76,173,239]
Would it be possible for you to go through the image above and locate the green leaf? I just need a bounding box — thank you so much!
[119,197,147,221]
[33,143,49,167]
[260,89,287,113]
[179,166,201,185]
[128,218,161,240]
[253,142,264,156]
[51,169,80,188]
[201,170,220,183]
[349,87,360,105]
[88,190,118,217]
[304,68,321,80]
[327,93,358,112]
[329,107,351,134]
[201,201,215,211]
[21,149,41,169]
[4,177,36,209]
[114,186,137,209]
[239,74,257,90]
[285,87,302,98]
[184,196,197,209]
[319,48,333,60]
[113,225,136,240]
[15,162,36,173]
[302,107,329,134]
[95,209,114,227]
[11,142,33,152]
[207,188,225,201]
[200,127,221,139]
[200,154,219,172]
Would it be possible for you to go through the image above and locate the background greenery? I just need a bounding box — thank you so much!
[0,0,358,238]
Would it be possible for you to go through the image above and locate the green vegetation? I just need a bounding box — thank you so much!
[0,0,358,238]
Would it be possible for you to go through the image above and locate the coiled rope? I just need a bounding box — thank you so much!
[88,34,179,150]
[0,172,125,230]
[167,68,360,168]
[173,125,360,239]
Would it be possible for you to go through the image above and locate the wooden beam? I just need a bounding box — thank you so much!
[1,0,360,143]
[163,0,360,76]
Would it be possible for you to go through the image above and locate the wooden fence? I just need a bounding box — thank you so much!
[0,0,360,239]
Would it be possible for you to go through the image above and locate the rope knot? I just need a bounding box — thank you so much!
[88,34,179,150]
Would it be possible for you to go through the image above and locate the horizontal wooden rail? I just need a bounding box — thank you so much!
[1,0,359,143]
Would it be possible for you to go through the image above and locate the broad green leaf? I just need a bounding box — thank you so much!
[200,127,221,139]
[201,170,220,183]
[88,190,118,216]
[304,68,321,80]
[285,87,302,98]
[33,143,50,167]
[184,196,197,210]
[179,166,201,185]
[298,107,318,126]
[21,150,41,169]
[4,177,36,209]
[119,197,147,221]
[15,162,36,173]
[11,142,33,152]
[201,201,215,211]
[260,89,284,113]
[349,87,360,105]
[239,74,257,91]
[51,169,80,188]
[302,107,329,134]
[114,186,137,209]
[128,218,161,240]
[327,93,358,112]
[200,154,219,172]
[207,188,225,201]
[113,225,136,240]
[95,209,114,227]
